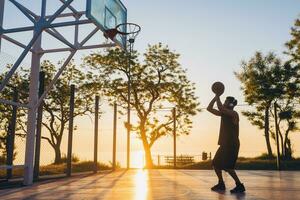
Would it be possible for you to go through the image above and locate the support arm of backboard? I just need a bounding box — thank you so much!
[80,43,116,50]
[1,19,92,35]
[1,35,34,52]
[9,0,36,23]
[48,19,92,28]
[74,14,80,47]
[45,11,85,19]
[47,0,74,24]
[0,30,43,93]
[0,0,77,93]
[45,28,76,49]
[0,0,4,50]
[59,0,79,16]
[1,26,35,34]
[41,26,106,53]
[80,27,99,45]
[35,23,115,108]
[41,43,115,53]
[9,0,38,19]
[41,0,47,18]
[35,50,76,109]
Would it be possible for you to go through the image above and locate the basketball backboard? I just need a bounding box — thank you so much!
[86,0,127,49]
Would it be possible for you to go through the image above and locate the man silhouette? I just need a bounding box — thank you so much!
[207,95,245,193]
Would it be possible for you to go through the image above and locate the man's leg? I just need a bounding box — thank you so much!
[211,167,226,191]
[214,168,224,183]
[226,169,241,184]
[226,169,245,193]
[211,148,226,191]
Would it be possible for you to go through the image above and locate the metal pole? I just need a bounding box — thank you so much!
[274,102,281,170]
[0,0,5,51]
[126,44,132,169]
[67,84,75,177]
[34,71,45,180]
[23,30,42,186]
[173,107,176,169]
[113,102,117,170]
[6,87,18,179]
[93,95,99,173]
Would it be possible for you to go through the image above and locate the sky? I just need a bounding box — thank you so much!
[123,0,300,160]
[0,0,300,167]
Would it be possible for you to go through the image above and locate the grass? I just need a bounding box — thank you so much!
[181,157,300,170]
[1,157,300,179]
[0,161,112,179]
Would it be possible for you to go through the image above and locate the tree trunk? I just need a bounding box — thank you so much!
[285,139,292,160]
[140,122,153,168]
[283,130,292,160]
[279,131,284,157]
[142,140,153,168]
[264,106,273,158]
[54,146,62,164]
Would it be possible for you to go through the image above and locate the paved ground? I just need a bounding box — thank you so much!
[0,169,300,200]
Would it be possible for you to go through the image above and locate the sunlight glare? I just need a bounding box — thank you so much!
[134,169,149,200]
[131,151,145,169]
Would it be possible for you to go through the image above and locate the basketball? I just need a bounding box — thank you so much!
[211,82,225,95]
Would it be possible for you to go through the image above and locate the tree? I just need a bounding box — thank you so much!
[235,52,300,159]
[84,43,200,168]
[235,52,281,158]
[283,17,300,159]
[272,61,300,159]
[0,66,29,164]
[13,60,101,164]
[38,60,101,163]
[285,18,300,64]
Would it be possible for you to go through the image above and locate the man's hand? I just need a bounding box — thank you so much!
[207,96,221,116]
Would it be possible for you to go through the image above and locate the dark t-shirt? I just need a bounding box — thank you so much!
[218,114,239,146]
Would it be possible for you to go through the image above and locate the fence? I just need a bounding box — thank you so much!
[152,153,211,167]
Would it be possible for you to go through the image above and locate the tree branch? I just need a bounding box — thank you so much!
[42,121,56,145]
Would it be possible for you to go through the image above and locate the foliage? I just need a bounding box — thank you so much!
[84,43,200,167]
[235,52,282,107]
[0,66,29,163]
[29,60,102,164]
[0,60,101,164]
[254,153,276,160]
[235,52,300,159]
[285,18,300,63]
[0,161,111,177]
[184,158,300,170]
[58,153,80,164]
[235,52,281,157]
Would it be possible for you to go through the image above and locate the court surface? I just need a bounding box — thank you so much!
[1,169,300,200]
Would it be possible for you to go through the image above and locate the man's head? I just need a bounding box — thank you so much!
[224,96,238,109]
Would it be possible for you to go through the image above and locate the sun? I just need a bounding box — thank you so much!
[131,151,145,169]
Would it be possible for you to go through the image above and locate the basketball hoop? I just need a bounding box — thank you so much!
[104,23,141,49]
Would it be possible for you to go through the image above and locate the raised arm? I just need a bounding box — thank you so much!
[207,96,221,116]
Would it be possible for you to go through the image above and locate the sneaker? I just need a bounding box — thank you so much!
[211,182,226,191]
[230,183,245,193]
